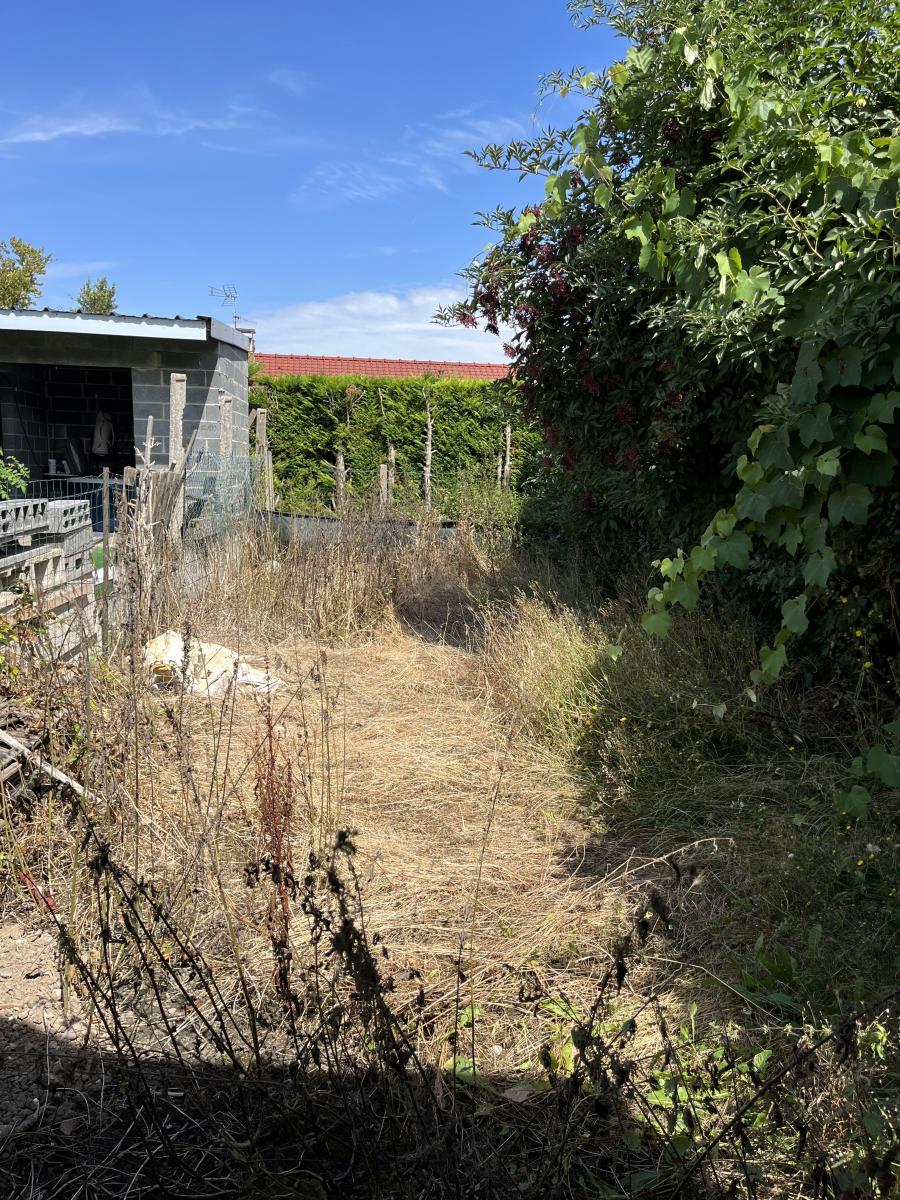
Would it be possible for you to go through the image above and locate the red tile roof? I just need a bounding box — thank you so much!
[255,353,509,381]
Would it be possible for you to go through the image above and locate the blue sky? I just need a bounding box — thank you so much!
[3,1,619,359]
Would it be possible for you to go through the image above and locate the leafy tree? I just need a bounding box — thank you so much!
[446,0,899,689]
[75,275,117,314]
[0,237,51,309]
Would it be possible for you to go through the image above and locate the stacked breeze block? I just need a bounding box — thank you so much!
[45,500,95,577]
[0,498,48,544]
[0,499,54,579]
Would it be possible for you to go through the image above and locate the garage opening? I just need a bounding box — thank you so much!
[0,362,136,479]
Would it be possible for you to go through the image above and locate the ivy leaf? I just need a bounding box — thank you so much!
[868,391,900,423]
[849,450,895,486]
[779,524,803,555]
[733,266,771,304]
[792,341,823,405]
[798,403,832,448]
[782,595,809,635]
[642,610,672,638]
[759,643,787,679]
[594,184,613,208]
[815,448,841,477]
[854,424,888,455]
[825,344,864,388]
[803,547,837,588]
[669,574,700,610]
[764,475,805,509]
[737,457,766,485]
[625,213,655,246]
[835,785,871,819]
[736,487,771,522]
[690,544,716,572]
[801,514,828,553]
[866,744,900,787]
[827,483,872,526]
[716,530,752,569]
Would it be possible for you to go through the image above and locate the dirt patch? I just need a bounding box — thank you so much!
[0,921,93,1138]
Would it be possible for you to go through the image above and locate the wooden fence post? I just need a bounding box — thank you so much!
[169,373,186,541]
[378,463,388,511]
[387,444,396,507]
[502,423,512,491]
[256,407,275,510]
[423,397,433,511]
[334,449,347,514]
[219,388,234,459]
[101,466,110,653]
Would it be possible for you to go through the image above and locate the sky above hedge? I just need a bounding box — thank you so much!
[2,0,618,359]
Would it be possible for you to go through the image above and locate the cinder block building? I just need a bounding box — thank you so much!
[0,308,251,478]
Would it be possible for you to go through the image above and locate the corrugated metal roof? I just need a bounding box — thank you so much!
[0,308,251,352]
[255,353,509,380]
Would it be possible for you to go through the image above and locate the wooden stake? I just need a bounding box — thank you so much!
[169,373,186,466]
[218,388,234,458]
[378,463,388,511]
[423,395,433,511]
[502,423,512,491]
[387,444,396,506]
[334,449,347,514]
[101,466,110,653]
[265,450,275,511]
[255,408,275,510]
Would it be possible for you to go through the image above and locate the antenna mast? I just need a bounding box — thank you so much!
[208,284,240,327]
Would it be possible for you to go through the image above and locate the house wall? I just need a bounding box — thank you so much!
[0,330,249,470]
[130,340,249,462]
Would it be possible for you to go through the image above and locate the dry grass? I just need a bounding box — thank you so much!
[0,521,896,1197]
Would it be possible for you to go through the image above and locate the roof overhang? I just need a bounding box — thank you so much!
[0,308,250,352]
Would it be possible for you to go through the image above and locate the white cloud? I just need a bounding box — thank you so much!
[266,68,312,97]
[0,100,256,146]
[294,108,526,204]
[249,285,510,362]
[45,259,117,280]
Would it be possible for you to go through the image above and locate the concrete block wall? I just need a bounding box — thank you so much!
[45,366,133,470]
[0,364,48,473]
[131,338,250,464]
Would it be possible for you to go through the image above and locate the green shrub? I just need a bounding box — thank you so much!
[0,451,28,500]
[447,0,900,688]
[250,372,540,513]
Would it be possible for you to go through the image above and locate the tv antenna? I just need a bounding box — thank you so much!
[208,284,240,326]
